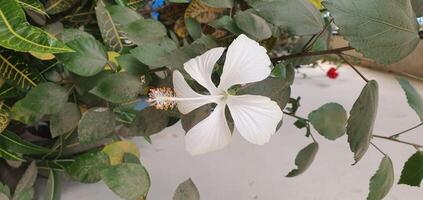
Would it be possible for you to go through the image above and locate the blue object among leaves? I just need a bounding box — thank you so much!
[151,0,165,19]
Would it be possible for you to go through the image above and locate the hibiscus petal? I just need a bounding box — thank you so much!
[173,70,217,114]
[227,95,283,145]
[184,47,225,95]
[218,34,271,91]
[185,104,232,155]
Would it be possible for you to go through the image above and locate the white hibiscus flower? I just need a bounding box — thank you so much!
[151,34,283,155]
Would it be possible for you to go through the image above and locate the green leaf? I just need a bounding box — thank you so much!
[201,0,233,8]
[107,5,142,27]
[286,142,319,177]
[11,82,68,124]
[96,0,124,52]
[90,73,142,104]
[347,80,379,164]
[65,151,110,183]
[0,50,39,90]
[367,155,394,200]
[50,102,81,138]
[323,0,419,64]
[0,0,71,53]
[116,54,148,76]
[101,163,150,200]
[185,18,202,40]
[78,107,116,144]
[57,37,108,77]
[123,19,167,45]
[45,0,79,15]
[45,170,60,200]
[0,130,50,155]
[396,77,423,123]
[130,43,172,67]
[399,151,423,186]
[13,161,37,200]
[412,0,423,17]
[234,11,272,41]
[173,178,200,200]
[249,0,324,35]
[129,108,170,137]
[18,0,47,16]
[308,103,347,140]
[209,16,243,34]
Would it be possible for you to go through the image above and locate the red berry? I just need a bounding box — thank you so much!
[326,67,339,79]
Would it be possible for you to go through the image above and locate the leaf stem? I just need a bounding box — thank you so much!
[389,122,423,138]
[372,134,423,149]
[283,111,309,122]
[148,67,168,73]
[337,54,369,83]
[270,46,354,63]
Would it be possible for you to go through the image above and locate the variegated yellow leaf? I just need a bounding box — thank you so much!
[0,51,38,90]
[309,0,324,9]
[45,0,79,15]
[102,140,140,165]
[0,1,72,53]
[0,101,10,134]
[29,52,55,60]
[96,0,124,52]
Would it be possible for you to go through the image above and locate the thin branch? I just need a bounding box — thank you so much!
[337,54,369,82]
[303,18,334,52]
[370,142,386,156]
[389,122,423,138]
[373,134,423,149]
[271,46,354,63]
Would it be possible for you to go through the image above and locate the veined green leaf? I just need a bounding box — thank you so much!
[18,0,47,16]
[0,130,50,155]
[45,0,79,15]
[0,50,38,90]
[323,0,419,64]
[367,155,394,200]
[56,36,108,77]
[0,101,10,133]
[347,81,379,163]
[96,0,124,52]
[173,178,200,200]
[0,1,72,53]
[396,77,423,123]
[45,170,60,200]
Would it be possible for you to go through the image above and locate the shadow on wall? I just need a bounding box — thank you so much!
[331,36,423,78]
